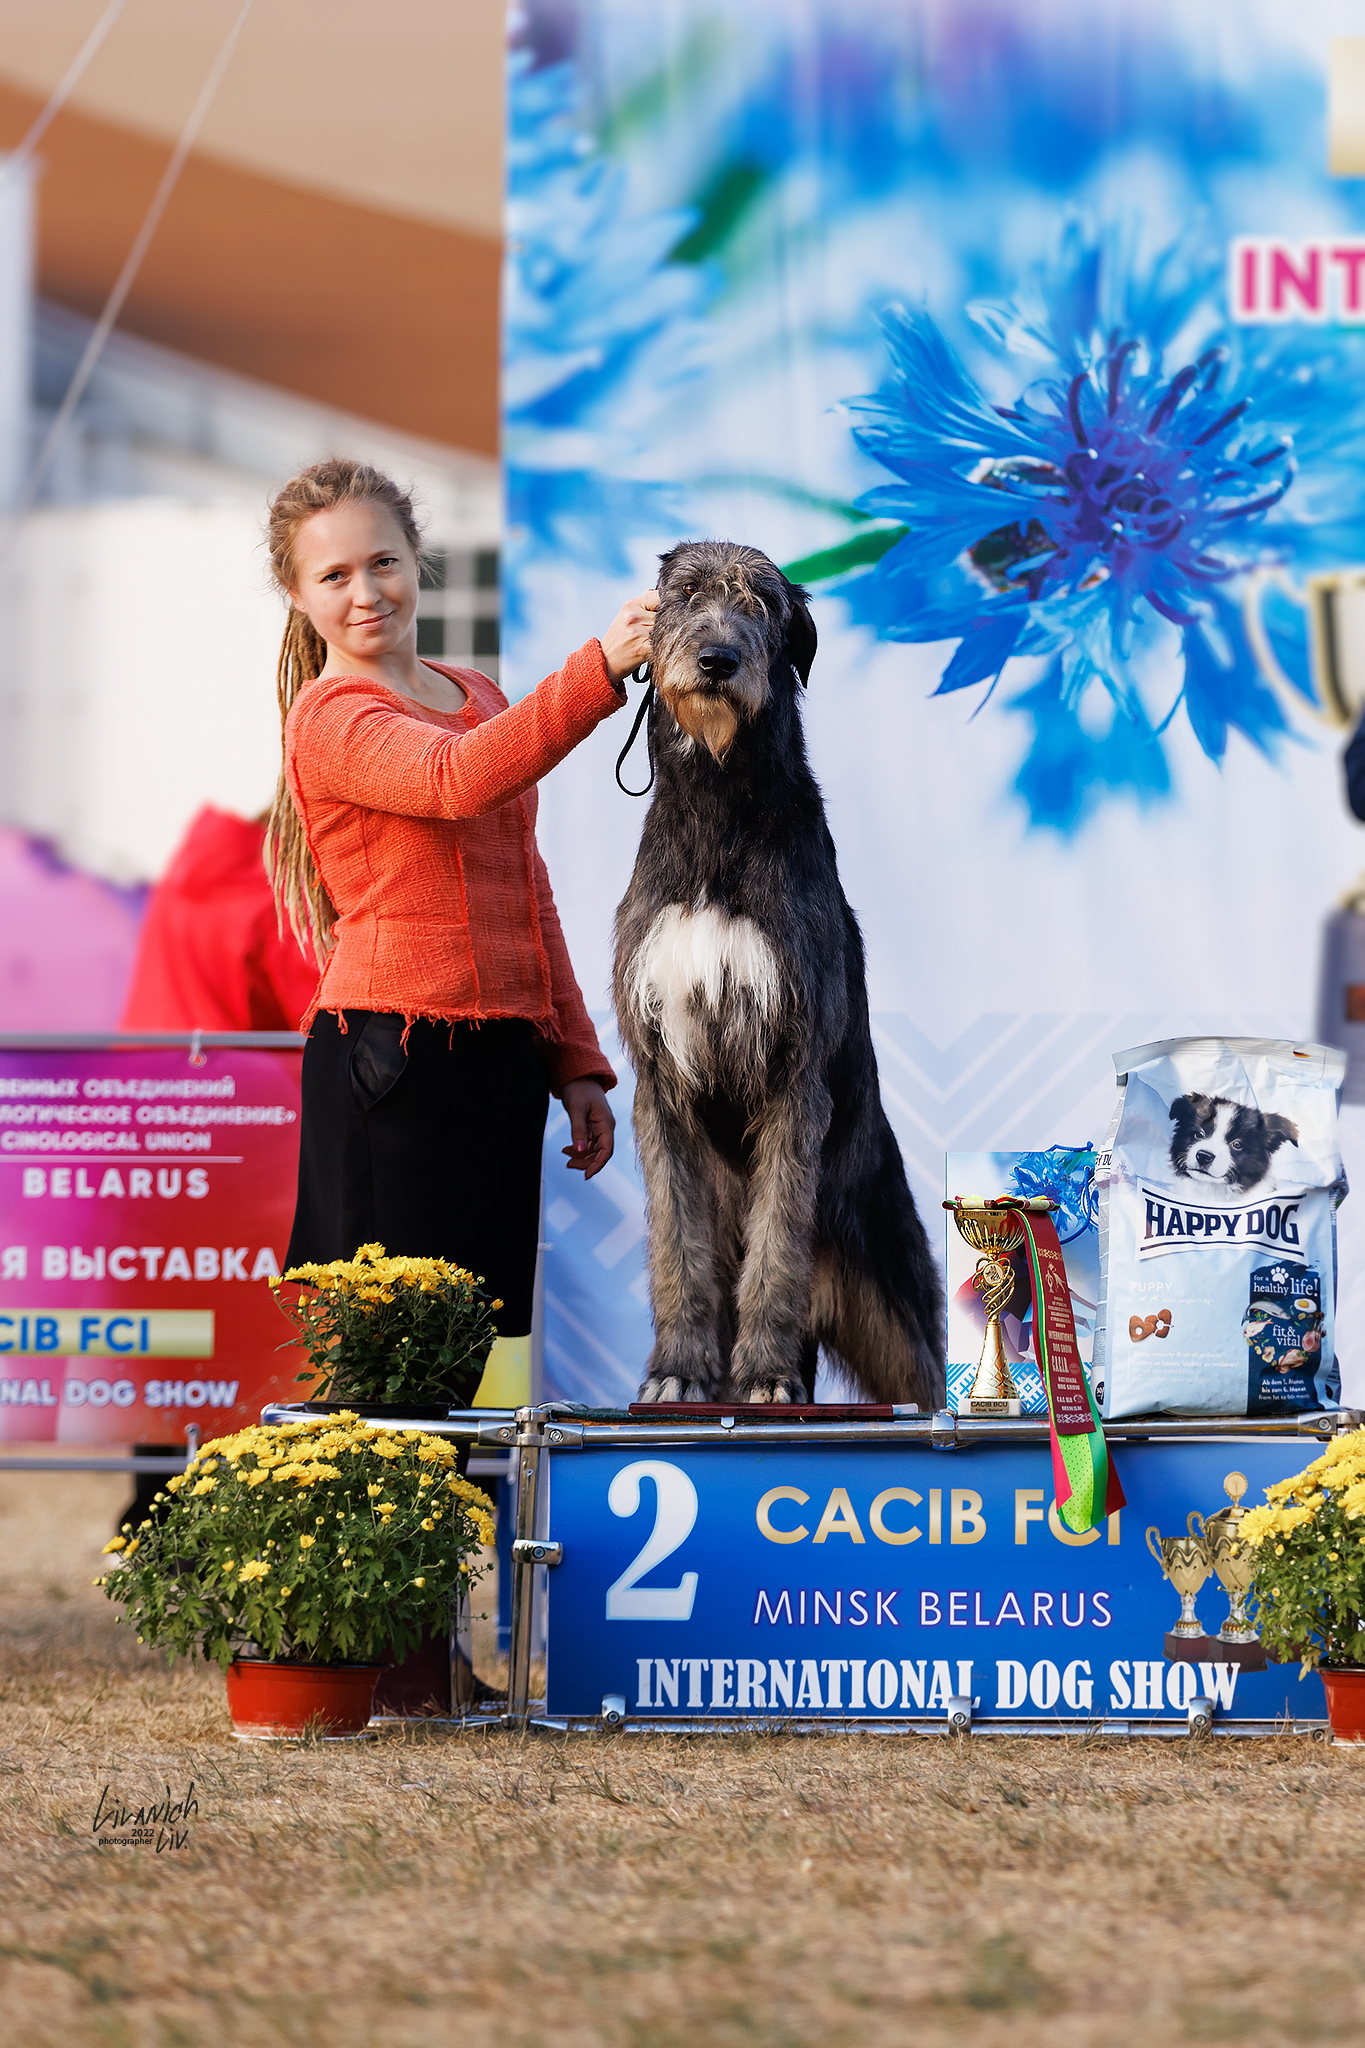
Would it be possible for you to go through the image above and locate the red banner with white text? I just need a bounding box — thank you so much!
[0,1037,304,1443]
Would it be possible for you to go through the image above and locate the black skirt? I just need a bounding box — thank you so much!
[285,1011,550,1335]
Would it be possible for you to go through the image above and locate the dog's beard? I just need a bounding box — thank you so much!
[659,672,768,762]
[666,688,741,760]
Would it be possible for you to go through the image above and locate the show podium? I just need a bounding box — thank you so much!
[265,1400,1346,1737]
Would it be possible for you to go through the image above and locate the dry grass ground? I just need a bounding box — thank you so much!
[2,1453,1364,2048]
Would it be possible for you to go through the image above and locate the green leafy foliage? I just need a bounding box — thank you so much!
[96,1415,493,1671]
[1242,1428,1365,1672]
[271,1242,499,1408]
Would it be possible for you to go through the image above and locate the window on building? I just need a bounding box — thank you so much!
[415,546,501,677]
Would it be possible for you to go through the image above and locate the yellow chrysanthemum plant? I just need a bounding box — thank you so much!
[270,1242,502,1409]
[1241,1427,1365,1674]
[96,1415,494,1671]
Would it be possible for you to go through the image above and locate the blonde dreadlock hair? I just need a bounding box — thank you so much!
[264,458,425,966]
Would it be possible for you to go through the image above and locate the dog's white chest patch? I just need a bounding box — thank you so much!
[628,904,782,1079]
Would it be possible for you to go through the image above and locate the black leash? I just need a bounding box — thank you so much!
[614,663,656,796]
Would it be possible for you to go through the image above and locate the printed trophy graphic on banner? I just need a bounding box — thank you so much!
[1146,1472,1268,1671]
[1144,1525,1213,1651]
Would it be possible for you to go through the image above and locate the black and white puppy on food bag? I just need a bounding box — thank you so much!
[612,541,945,1408]
[1096,1036,1346,1420]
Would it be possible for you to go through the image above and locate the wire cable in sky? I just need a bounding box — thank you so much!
[20,0,256,513]
[0,0,130,195]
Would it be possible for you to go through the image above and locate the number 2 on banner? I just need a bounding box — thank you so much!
[605,1461,699,1620]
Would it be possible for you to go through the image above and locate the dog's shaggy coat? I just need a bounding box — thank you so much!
[613,541,945,1406]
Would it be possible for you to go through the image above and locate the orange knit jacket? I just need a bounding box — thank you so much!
[285,640,624,1093]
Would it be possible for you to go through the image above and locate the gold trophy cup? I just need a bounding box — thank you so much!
[1189,1472,1268,1670]
[944,1198,1028,1416]
[1146,1524,1214,1655]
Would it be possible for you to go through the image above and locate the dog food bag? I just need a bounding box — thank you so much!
[1095,1038,1347,1419]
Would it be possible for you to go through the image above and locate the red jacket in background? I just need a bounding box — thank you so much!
[120,806,319,1032]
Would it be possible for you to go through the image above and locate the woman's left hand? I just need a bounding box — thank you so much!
[561,1079,615,1179]
[601,590,658,682]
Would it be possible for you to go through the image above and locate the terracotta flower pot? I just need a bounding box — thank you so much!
[1320,1666,1365,1743]
[226,1658,384,1738]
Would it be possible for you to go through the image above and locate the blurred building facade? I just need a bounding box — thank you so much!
[0,2,504,1017]
[6,289,500,886]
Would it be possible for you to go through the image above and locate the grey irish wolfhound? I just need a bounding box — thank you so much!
[612,541,946,1407]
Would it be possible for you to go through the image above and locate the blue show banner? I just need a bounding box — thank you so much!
[544,1440,1329,1724]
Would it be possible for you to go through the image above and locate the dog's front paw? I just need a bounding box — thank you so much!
[637,1376,713,1404]
[743,1380,806,1406]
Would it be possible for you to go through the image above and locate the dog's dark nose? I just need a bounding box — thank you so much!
[1195,1149,1215,1171]
[697,643,741,682]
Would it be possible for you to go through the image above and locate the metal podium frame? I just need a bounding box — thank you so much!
[264,1401,1359,1740]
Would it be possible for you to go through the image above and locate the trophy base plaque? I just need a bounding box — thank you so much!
[1165,1632,1219,1663]
[1165,1631,1268,1670]
[1214,1636,1268,1672]
[960,1396,1022,1417]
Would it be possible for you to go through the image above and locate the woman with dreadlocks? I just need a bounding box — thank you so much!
[266,457,655,1405]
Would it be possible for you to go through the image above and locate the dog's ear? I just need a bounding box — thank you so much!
[1265,1113,1299,1153]
[781,579,817,687]
[1170,1092,1212,1130]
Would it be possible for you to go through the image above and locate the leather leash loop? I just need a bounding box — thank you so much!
[614,664,656,797]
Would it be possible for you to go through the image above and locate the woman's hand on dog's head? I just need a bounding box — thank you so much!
[601,590,659,683]
[560,1078,616,1180]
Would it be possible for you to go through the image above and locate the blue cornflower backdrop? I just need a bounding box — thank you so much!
[507,0,1365,1408]
[838,231,1365,828]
